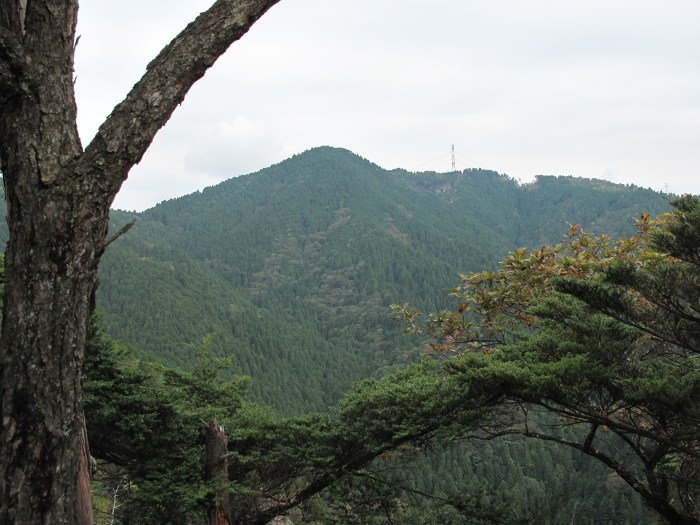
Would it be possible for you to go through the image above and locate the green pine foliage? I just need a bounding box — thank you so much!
[409,196,700,524]
[84,317,506,524]
[84,319,249,524]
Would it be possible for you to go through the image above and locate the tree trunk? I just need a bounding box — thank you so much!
[206,419,232,525]
[0,0,280,522]
[0,183,104,524]
[0,1,101,522]
[0,150,108,523]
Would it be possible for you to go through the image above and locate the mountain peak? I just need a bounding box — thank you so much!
[283,145,380,170]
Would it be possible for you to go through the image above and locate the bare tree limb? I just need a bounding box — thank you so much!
[100,218,136,254]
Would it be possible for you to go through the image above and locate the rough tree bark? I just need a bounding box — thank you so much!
[0,0,281,523]
[206,420,232,525]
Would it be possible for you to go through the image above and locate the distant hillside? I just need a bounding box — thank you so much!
[96,146,671,414]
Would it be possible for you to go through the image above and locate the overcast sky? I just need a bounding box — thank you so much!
[74,1,700,212]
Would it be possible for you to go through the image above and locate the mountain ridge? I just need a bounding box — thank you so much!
[97,146,672,414]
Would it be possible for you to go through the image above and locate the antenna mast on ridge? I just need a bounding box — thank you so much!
[451,144,456,171]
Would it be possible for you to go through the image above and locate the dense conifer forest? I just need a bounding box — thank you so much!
[96,147,670,415]
[1,147,681,523]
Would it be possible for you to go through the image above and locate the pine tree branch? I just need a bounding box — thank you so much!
[78,0,282,200]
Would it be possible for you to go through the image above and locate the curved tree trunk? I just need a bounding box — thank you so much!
[0,0,281,522]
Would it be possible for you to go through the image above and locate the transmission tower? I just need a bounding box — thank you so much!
[451,144,455,171]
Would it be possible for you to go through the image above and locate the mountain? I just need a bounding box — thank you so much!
[96,146,671,415]
[0,148,674,522]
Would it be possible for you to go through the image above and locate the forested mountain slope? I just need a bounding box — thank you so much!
[0,149,676,523]
[96,146,671,415]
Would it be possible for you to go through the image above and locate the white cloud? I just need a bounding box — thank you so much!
[76,0,700,210]
[184,116,290,178]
